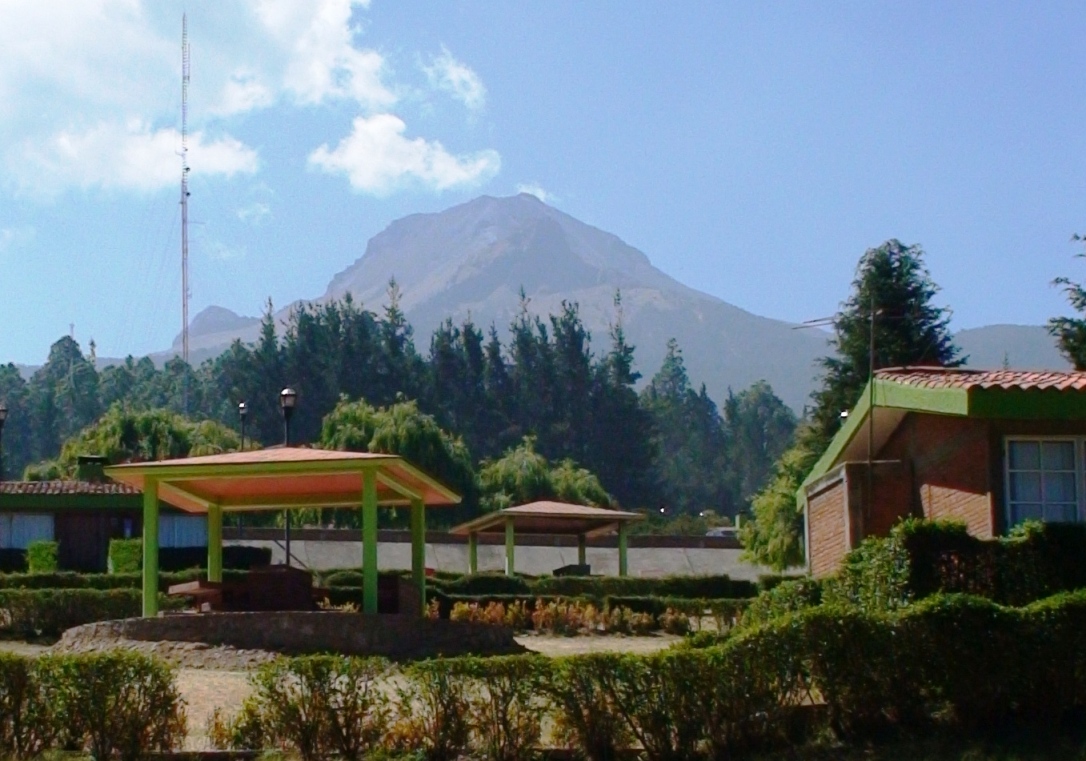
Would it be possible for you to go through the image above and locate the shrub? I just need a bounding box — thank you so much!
[0,589,185,638]
[451,655,547,761]
[0,549,26,573]
[25,542,58,574]
[109,539,142,574]
[543,654,634,761]
[533,573,755,600]
[441,573,532,596]
[36,651,186,761]
[741,578,824,629]
[205,704,266,752]
[393,659,473,761]
[657,608,691,636]
[242,655,392,761]
[0,653,55,759]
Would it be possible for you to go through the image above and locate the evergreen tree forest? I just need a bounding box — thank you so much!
[0,289,796,528]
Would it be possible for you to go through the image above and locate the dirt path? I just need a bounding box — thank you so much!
[515,633,681,656]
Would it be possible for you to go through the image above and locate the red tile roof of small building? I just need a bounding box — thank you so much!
[0,480,139,496]
[875,367,1086,392]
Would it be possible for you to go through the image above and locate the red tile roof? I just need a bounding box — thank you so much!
[0,480,139,496]
[876,367,1086,392]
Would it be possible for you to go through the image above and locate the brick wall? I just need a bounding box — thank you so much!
[807,474,848,579]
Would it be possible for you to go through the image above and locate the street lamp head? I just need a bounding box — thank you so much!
[238,401,248,419]
[279,387,298,411]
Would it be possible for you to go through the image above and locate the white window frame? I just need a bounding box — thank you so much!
[1003,436,1086,528]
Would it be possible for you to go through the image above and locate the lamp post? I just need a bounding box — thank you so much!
[279,388,298,566]
[237,401,248,451]
[0,402,7,482]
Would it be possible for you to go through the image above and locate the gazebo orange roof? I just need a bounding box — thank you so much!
[105,447,460,514]
[450,500,643,538]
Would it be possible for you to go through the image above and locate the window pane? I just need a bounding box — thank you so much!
[1010,472,1042,502]
[1009,441,1040,470]
[1044,472,1077,503]
[1012,503,1044,524]
[1043,441,1076,471]
[1045,503,1079,523]
[10,514,54,549]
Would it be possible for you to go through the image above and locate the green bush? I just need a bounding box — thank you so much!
[0,589,185,637]
[452,655,547,761]
[25,541,58,574]
[741,578,823,629]
[109,539,142,574]
[394,659,473,761]
[542,654,634,761]
[36,651,186,761]
[533,573,755,599]
[240,655,392,761]
[0,653,55,759]
[0,568,249,591]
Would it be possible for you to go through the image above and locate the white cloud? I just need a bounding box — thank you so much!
[11,121,258,195]
[0,225,36,253]
[237,201,272,226]
[205,240,248,260]
[308,113,500,194]
[423,47,486,111]
[515,183,558,204]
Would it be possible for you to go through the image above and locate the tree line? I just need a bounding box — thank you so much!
[0,288,796,526]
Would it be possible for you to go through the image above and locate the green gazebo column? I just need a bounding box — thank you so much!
[361,469,379,614]
[207,504,223,583]
[468,532,478,573]
[410,497,426,614]
[577,534,587,566]
[504,517,515,576]
[617,523,629,577]
[142,477,160,617]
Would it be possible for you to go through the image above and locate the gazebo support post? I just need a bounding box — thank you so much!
[618,523,629,577]
[207,504,223,583]
[142,478,160,617]
[577,534,587,566]
[410,497,426,614]
[504,518,515,576]
[362,470,379,614]
[468,532,478,574]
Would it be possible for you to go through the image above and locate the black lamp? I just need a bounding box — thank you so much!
[238,401,248,450]
[279,387,297,446]
[0,402,8,482]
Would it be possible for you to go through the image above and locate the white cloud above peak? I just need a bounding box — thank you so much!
[423,47,487,111]
[309,113,500,195]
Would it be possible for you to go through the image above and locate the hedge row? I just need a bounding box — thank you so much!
[0,589,186,638]
[0,545,272,577]
[0,651,185,761]
[0,567,251,591]
[206,590,1086,760]
[828,518,1086,612]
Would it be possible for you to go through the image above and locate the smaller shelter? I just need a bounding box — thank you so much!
[450,501,644,576]
[105,447,460,616]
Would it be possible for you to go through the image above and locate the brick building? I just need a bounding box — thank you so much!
[801,368,1086,578]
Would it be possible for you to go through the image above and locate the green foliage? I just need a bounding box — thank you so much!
[451,655,548,761]
[741,577,823,630]
[24,541,57,574]
[394,659,472,761]
[0,653,55,760]
[238,655,393,761]
[740,431,820,570]
[1049,239,1086,369]
[0,589,184,637]
[543,654,635,761]
[36,651,186,761]
[109,539,142,574]
[479,435,613,511]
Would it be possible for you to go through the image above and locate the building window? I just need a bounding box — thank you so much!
[0,514,55,549]
[158,515,208,548]
[1005,438,1084,526]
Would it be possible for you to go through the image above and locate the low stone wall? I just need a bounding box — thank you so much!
[58,612,524,660]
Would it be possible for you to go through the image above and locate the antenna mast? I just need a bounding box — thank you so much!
[180,14,191,368]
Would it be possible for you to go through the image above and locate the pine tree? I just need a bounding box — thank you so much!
[1049,239,1086,369]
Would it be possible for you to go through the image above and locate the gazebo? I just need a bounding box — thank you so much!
[450,501,644,576]
[104,448,460,617]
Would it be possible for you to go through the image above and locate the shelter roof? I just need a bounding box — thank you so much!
[450,500,643,538]
[104,447,460,514]
[875,367,1086,392]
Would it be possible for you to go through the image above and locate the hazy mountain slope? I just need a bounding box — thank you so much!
[955,324,1069,370]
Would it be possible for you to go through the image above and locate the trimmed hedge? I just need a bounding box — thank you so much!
[0,549,26,573]
[0,589,186,637]
[0,567,251,591]
[25,542,57,574]
[205,591,1086,759]
[825,518,1086,612]
[0,651,185,761]
[109,539,142,574]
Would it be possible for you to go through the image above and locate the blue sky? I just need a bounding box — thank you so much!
[2,1,1086,365]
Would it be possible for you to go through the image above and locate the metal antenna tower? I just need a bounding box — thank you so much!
[180,14,191,368]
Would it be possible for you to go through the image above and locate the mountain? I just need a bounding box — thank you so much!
[172,194,1070,410]
[956,324,1069,371]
